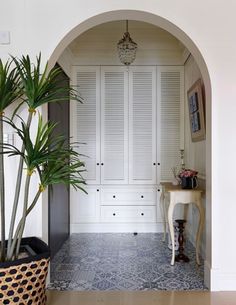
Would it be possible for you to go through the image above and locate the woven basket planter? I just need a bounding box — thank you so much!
[0,237,50,305]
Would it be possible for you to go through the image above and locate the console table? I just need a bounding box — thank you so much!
[160,182,204,265]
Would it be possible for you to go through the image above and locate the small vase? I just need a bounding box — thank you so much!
[181,176,198,189]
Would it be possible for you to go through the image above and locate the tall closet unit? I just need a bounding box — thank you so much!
[70,65,184,232]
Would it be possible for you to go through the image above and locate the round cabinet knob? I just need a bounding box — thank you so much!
[141,213,144,216]
[157,189,160,192]
[113,195,116,198]
[141,195,144,198]
[101,163,104,166]
[157,162,160,166]
[96,163,99,166]
[97,189,99,192]
[113,213,116,216]
[153,163,156,166]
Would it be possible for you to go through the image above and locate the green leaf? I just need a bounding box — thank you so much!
[12,54,83,111]
[0,59,22,112]
[2,113,86,193]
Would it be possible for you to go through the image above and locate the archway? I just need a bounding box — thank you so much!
[45,10,212,289]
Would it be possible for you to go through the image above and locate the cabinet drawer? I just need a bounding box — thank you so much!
[101,206,156,223]
[101,188,156,206]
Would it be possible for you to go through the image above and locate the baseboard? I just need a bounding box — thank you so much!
[203,262,236,291]
[70,222,164,233]
[210,268,236,291]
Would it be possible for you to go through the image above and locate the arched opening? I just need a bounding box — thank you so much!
[45,10,212,291]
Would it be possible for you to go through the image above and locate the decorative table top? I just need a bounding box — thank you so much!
[160,182,203,193]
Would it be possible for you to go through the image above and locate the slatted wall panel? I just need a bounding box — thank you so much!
[74,67,100,183]
[129,67,156,184]
[159,67,183,181]
[101,67,128,184]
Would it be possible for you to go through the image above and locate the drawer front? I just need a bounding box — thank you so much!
[101,188,156,206]
[101,206,156,223]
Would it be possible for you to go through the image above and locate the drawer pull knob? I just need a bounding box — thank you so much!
[113,213,116,216]
[153,162,156,166]
[157,189,160,192]
[141,213,144,216]
[101,163,104,166]
[157,162,160,166]
[113,195,116,198]
[97,189,99,192]
[141,195,144,198]
[96,163,99,166]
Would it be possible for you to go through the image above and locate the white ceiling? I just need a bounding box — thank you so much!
[69,20,185,54]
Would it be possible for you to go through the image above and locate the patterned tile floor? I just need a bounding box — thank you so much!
[47,233,206,291]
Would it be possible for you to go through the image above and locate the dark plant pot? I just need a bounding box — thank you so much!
[0,237,50,305]
[181,176,198,189]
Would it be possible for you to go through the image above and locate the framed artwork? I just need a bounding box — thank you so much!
[187,79,205,142]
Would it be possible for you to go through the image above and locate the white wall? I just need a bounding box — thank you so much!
[3,106,43,239]
[184,55,206,178]
[184,55,206,258]
[57,47,74,78]
[1,0,236,291]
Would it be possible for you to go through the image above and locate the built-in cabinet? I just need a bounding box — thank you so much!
[71,65,183,232]
[101,67,129,184]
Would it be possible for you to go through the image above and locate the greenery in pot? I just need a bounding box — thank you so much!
[0,54,86,262]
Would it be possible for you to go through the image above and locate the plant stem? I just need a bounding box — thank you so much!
[7,112,33,257]
[0,116,6,261]
[15,172,31,259]
[7,189,41,260]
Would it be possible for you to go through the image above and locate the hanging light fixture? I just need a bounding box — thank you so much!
[117,20,137,65]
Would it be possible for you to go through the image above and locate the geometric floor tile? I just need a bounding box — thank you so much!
[47,233,207,291]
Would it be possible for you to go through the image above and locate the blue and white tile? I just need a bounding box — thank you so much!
[47,233,206,291]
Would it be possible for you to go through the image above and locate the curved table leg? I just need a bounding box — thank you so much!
[168,200,175,265]
[163,199,168,242]
[160,190,166,242]
[195,199,205,265]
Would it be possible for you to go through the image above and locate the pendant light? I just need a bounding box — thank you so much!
[117,20,138,66]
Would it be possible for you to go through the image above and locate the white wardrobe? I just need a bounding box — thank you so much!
[70,65,184,232]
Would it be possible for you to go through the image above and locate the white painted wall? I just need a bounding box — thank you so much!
[57,47,74,78]
[1,0,236,291]
[184,55,206,258]
[3,106,43,239]
[184,55,206,178]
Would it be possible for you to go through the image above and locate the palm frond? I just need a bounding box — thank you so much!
[12,54,83,111]
[4,114,86,193]
[0,59,22,112]
[39,152,87,192]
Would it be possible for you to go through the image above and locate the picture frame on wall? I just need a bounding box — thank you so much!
[187,79,205,142]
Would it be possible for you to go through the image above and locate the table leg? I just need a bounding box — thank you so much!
[195,199,205,265]
[160,190,166,242]
[168,200,175,265]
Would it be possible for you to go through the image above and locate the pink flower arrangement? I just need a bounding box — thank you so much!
[179,169,198,178]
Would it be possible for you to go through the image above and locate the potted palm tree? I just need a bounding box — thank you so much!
[0,55,86,304]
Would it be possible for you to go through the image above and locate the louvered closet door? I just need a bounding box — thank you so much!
[101,67,128,184]
[129,67,157,184]
[72,66,100,184]
[158,67,184,181]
